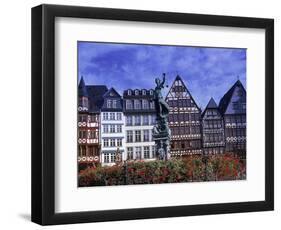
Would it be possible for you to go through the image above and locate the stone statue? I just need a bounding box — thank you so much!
[154,74,170,120]
[152,73,171,160]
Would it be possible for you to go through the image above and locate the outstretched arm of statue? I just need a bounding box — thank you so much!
[160,73,166,88]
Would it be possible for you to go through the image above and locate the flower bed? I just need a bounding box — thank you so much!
[78,154,246,187]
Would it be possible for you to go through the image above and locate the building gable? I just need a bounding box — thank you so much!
[219,80,246,115]
[202,98,222,119]
[165,75,200,111]
[101,87,123,111]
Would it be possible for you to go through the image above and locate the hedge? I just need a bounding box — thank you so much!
[78,154,246,187]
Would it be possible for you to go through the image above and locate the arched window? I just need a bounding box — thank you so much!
[135,89,139,95]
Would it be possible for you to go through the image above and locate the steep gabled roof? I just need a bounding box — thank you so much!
[86,85,108,112]
[165,75,201,111]
[103,87,121,98]
[78,76,88,97]
[218,80,246,115]
[202,97,219,117]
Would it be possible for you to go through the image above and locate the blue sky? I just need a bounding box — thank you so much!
[78,41,246,109]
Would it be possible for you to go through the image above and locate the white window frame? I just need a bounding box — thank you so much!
[143,146,150,159]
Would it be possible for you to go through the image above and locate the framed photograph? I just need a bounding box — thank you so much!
[31,4,274,225]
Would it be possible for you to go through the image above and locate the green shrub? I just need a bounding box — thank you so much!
[78,154,246,187]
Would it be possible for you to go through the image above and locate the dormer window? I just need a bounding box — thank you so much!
[150,90,154,95]
[142,90,146,95]
[128,90,132,96]
[135,90,139,96]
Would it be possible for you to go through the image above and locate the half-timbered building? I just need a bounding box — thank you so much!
[78,77,108,165]
[123,89,157,161]
[165,75,202,157]
[219,80,246,157]
[202,98,225,155]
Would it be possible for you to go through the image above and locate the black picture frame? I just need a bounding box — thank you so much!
[31,4,274,225]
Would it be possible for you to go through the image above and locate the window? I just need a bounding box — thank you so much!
[89,130,97,139]
[135,90,139,95]
[142,100,149,109]
[135,130,141,142]
[152,145,156,158]
[232,102,240,111]
[190,126,196,134]
[126,116,133,126]
[185,126,190,134]
[117,138,122,147]
[116,113,122,120]
[103,112,108,120]
[225,116,231,123]
[195,113,200,121]
[117,125,122,133]
[143,130,150,142]
[110,153,116,162]
[128,90,132,96]
[180,126,185,135]
[178,99,183,108]
[110,139,115,147]
[104,153,110,163]
[126,100,133,110]
[135,115,141,126]
[179,113,184,121]
[127,131,133,143]
[109,112,115,120]
[181,142,185,149]
[168,114,174,123]
[107,100,112,108]
[190,113,195,121]
[112,100,117,108]
[79,115,87,122]
[81,97,88,107]
[185,113,190,121]
[151,115,156,125]
[110,125,115,133]
[79,146,86,156]
[236,116,242,123]
[134,100,141,109]
[135,147,142,159]
[150,101,155,109]
[214,121,218,128]
[103,124,109,133]
[90,115,97,122]
[103,139,109,147]
[80,130,87,139]
[142,90,146,95]
[127,147,133,160]
[204,134,209,142]
[150,90,154,95]
[144,146,150,159]
[143,115,149,125]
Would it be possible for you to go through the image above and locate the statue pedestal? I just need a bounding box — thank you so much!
[152,132,170,160]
